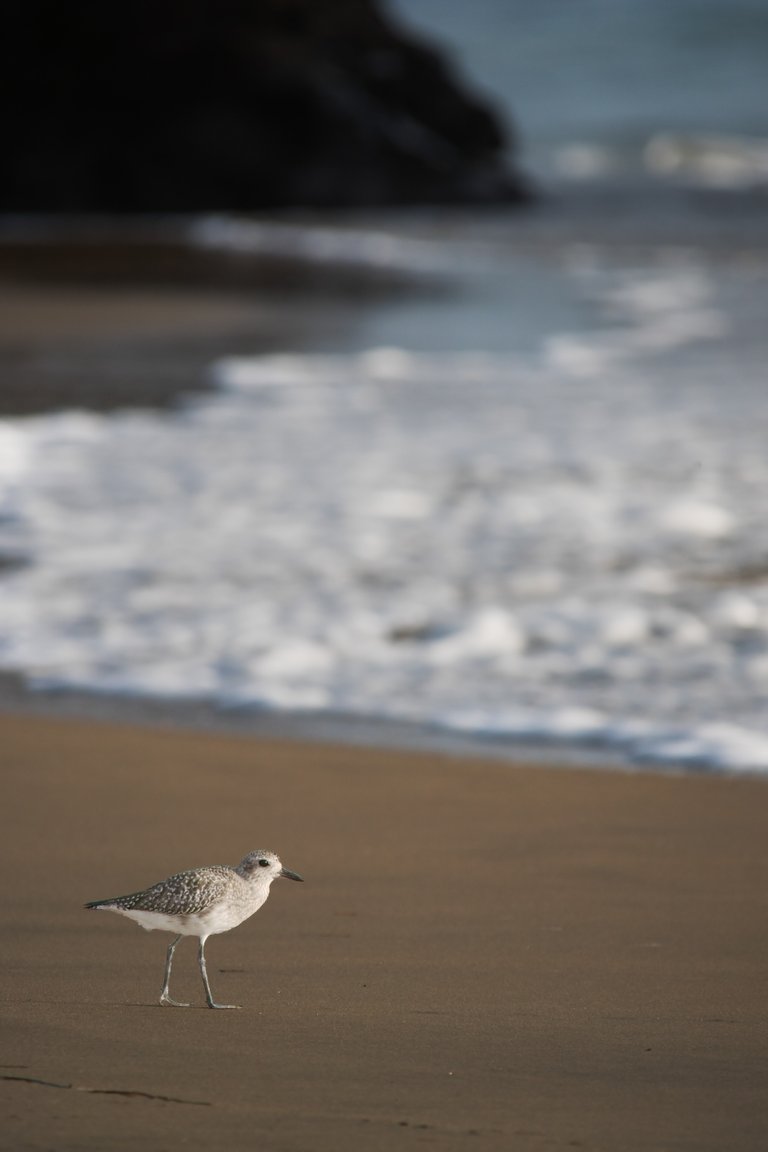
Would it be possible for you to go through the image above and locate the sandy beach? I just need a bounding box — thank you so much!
[4,4,768,1142]
[1,711,767,1151]
[0,237,351,418]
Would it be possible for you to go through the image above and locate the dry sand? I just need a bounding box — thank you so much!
[2,711,767,1151]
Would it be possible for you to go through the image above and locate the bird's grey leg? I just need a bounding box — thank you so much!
[159,934,190,1007]
[198,936,240,1009]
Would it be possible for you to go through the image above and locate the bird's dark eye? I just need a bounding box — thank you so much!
[258,858,269,867]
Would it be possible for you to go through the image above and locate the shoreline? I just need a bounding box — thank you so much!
[0,673,641,775]
[1,674,766,780]
[1,672,768,778]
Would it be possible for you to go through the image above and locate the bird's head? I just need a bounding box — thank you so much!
[236,850,303,884]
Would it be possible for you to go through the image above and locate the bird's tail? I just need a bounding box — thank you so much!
[84,898,117,910]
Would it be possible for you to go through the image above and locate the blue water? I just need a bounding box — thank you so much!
[392,0,768,180]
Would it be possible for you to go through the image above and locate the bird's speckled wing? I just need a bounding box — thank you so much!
[86,866,236,915]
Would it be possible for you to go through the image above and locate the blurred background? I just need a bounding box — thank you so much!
[1,0,767,772]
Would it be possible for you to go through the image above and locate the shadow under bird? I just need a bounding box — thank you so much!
[85,849,303,1008]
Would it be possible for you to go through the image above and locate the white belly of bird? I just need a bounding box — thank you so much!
[113,897,263,937]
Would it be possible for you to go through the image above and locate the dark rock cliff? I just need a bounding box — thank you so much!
[1,0,530,210]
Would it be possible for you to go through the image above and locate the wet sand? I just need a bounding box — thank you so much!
[0,224,431,416]
[2,711,767,1151]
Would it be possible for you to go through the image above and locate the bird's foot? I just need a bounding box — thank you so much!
[206,1001,241,1010]
[160,993,191,1007]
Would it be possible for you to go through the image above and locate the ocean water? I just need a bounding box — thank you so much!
[392,0,768,190]
[1,1,768,773]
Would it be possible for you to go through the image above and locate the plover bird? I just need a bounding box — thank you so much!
[85,849,303,1009]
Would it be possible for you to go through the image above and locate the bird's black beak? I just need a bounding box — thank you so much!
[280,867,303,882]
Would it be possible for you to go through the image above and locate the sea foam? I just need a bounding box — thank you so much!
[0,255,767,774]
